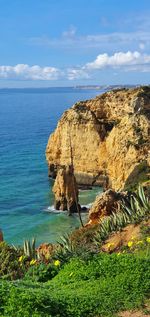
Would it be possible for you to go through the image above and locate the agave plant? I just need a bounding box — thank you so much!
[23,238,36,259]
[54,234,76,262]
[121,185,150,220]
[55,233,91,263]
[94,185,150,245]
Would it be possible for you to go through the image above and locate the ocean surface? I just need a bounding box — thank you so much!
[0,87,103,246]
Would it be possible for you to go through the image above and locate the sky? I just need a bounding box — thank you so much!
[0,0,150,87]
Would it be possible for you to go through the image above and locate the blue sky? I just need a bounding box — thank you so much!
[0,0,149,87]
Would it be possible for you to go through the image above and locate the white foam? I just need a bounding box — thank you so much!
[81,203,92,209]
[44,205,67,213]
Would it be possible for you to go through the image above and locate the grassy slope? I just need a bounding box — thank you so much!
[0,186,150,317]
[0,252,150,317]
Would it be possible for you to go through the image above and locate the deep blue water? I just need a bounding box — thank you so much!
[0,88,102,246]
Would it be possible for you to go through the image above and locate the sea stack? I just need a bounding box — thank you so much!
[53,165,80,214]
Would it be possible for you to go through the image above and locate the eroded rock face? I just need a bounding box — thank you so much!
[53,165,80,213]
[88,189,128,224]
[46,86,150,190]
[46,103,105,186]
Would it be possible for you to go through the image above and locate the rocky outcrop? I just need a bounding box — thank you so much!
[88,189,128,224]
[46,86,150,191]
[53,165,80,213]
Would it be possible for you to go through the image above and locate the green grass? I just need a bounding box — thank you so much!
[0,253,150,317]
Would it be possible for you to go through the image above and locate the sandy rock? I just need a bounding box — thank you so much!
[53,165,80,213]
[102,223,141,252]
[46,103,104,186]
[46,86,150,190]
[88,189,128,224]
[37,243,58,261]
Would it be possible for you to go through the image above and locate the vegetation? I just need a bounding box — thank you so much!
[23,238,36,259]
[0,252,150,316]
[24,262,59,283]
[94,186,150,246]
[0,242,24,280]
[0,186,149,316]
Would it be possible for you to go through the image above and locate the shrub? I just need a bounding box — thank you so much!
[0,242,24,280]
[24,262,59,283]
[54,232,96,264]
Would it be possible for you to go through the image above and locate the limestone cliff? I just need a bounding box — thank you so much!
[46,86,150,191]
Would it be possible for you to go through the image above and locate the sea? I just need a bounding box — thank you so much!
[0,87,103,246]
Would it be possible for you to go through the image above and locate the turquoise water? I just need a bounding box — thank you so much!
[0,88,102,246]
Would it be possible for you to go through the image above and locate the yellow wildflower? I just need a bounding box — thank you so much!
[127,241,133,248]
[30,259,36,266]
[18,255,24,262]
[136,240,143,245]
[146,237,150,243]
[107,242,114,249]
[54,260,61,267]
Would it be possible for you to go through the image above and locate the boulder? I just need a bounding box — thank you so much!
[88,189,128,224]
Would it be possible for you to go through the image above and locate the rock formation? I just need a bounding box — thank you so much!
[88,189,128,224]
[46,86,150,191]
[53,165,80,213]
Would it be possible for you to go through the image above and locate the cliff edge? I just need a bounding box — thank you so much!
[46,86,150,191]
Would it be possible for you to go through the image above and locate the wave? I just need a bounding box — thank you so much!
[44,203,92,214]
[82,203,92,209]
[44,205,67,214]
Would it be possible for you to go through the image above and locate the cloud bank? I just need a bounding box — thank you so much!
[69,51,150,79]
[0,64,62,80]
[85,51,150,70]
[0,51,150,81]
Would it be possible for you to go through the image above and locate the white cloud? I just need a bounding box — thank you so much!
[85,51,150,71]
[0,51,150,82]
[0,64,62,80]
[67,68,89,80]
[67,51,150,80]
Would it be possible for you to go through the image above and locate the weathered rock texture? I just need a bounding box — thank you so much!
[88,189,128,224]
[53,165,80,213]
[46,86,150,190]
